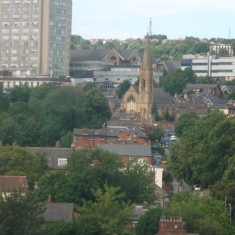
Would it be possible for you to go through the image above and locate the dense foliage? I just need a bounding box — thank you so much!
[135,207,163,235]
[0,84,111,146]
[0,146,47,187]
[71,35,235,60]
[0,190,44,235]
[166,191,234,235]
[169,110,235,188]
[38,185,134,235]
[38,148,157,205]
[117,80,131,99]
[159,68,197,95]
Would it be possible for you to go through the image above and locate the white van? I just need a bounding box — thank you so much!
[170,135,176,141]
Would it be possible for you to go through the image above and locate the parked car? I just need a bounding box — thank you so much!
[193,184,201,191]
[170,135,176,141]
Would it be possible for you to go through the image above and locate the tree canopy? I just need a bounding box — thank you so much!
[38,148,157,205]
[117,80,131,99]
[159,68,197,95]
[169,110,235,188]
[166,191,234,235]
[0,84,111,147]
[0,190,44,235]
[0,146,47,187]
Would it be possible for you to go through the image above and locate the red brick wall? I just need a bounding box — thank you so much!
[158,217,186,235]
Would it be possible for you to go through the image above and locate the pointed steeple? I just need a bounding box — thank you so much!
[142,35,152,70]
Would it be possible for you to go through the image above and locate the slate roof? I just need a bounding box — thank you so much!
[221,85,235,95]
[115,49,138,60]
[0,176,27,192]
[153,88,174,106]
[26,147,73,170]
[73,126,148,139]
[184,83,218,92]
[107,97,121,106]
[70,49,111,61]
[43,203,74,222]
[163,61,180,73]
[70,48,140,62]
[98,144,152,157]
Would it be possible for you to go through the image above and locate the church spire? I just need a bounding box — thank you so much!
[142,35,152,71]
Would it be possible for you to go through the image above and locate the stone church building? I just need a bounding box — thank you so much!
[121,37,154,124]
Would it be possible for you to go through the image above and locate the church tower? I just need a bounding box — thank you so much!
[138,36,153,123]
[120,35,154,124]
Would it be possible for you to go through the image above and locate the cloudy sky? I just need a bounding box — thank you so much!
[72,0,235,40]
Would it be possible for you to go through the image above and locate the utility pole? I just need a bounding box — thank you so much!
[149,17,152,36]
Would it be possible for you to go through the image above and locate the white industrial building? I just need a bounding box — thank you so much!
[181,54,235,81]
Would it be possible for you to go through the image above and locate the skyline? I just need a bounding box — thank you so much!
[72,0,235,40]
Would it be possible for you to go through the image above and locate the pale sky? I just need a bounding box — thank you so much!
[72,0,235,40]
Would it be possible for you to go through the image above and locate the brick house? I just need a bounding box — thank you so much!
[73,127,149,148]
[0,176,28,195]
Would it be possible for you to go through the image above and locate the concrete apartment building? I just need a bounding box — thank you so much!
[181,54,235,81]
[0,0,72,77]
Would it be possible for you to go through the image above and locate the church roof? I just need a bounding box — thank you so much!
[153,88,174,106]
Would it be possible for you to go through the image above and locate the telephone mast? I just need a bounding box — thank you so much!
[149,17,152,36]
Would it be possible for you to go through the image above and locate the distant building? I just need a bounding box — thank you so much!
[72,126,149,148]
[69,48,141,79]
[0,76,70,90]
[0,176,28,195]
[0,0,72,77]
[26,147,73,171]
[181,54,235,81]
[210,44,233,56]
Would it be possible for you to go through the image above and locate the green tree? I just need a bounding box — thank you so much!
[160,68,196,95]
[135,207,163,235]
[0,146,47,188]
[38,149,157,205]
[228,91,235,100]
[37,221,77,235]
[121,160,157,204]
[38,149,123,204]
[9,85,31,103]
[80,88,111,128]
[149,126,164,143]
[76,184,133,235]
[163,170,173,183]
[0,190,44,235]
[175,112,199,137]
[170,110,235,187]
[83,82,97,92]
[196,76,215,84]
[0,83,9,114]
[117,80,131,99]
[167,191,233,234]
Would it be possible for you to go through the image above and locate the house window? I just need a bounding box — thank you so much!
[58,158,67,167]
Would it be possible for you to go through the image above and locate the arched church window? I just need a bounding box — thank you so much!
[127,95,135,102]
